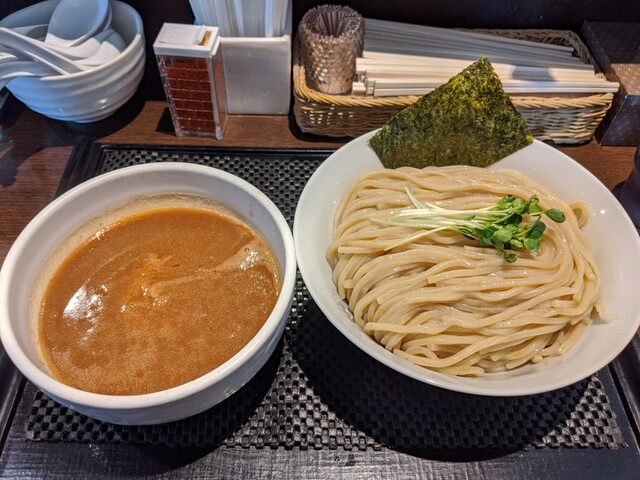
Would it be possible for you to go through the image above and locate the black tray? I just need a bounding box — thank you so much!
[1,140,639,479]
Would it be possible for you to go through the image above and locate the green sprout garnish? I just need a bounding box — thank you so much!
[379,187,566,263]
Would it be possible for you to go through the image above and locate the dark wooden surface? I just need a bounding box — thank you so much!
[0,100,639,478]
[0,2,639,478]
[0,0,635,268]
[0,84,639,480]
[0,93,636,267]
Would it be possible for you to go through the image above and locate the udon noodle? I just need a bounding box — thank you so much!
[327,165,600,376]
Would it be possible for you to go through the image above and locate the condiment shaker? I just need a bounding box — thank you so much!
[153,23,228,139]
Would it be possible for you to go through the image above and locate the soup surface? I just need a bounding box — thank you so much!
[38,204,281,395]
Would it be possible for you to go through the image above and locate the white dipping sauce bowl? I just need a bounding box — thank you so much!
[0,162,296,425]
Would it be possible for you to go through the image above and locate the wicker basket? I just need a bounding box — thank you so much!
[293,29,614,144]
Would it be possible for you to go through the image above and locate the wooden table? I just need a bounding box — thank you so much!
[1,95,636,268]
[1,93,640,479]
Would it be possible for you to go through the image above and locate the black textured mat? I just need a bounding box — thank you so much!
[24,145,627,453]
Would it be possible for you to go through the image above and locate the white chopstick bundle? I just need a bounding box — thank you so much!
[354,18,618,97]
[189,0,290,37]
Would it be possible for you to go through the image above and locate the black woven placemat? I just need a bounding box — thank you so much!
[24,145,627,453]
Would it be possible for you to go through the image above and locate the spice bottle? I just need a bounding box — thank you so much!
[153,23,228,139]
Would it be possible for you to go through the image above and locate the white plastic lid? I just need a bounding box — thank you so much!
[153,23,221,58]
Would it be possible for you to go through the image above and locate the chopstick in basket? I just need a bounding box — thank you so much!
[349,18,619,97]
[354,78,619,97]
[363,38,589,69]
[357,60,600,81]
[364,18,576,53]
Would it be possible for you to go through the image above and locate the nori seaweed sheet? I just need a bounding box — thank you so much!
[368,57,534,169]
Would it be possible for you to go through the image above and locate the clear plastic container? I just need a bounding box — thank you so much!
[153,23,228,139]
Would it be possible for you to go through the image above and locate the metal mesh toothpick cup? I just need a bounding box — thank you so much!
[298,5,364,95]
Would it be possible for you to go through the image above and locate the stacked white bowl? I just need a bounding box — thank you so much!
[0,0,145,123]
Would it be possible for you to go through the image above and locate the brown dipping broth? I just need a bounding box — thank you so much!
[37,200,281,395]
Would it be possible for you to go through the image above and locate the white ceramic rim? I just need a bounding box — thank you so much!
[0,162,297,410]
[9,52,145,121]
[293,130,640,396]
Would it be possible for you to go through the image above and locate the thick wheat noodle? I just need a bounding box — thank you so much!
[327,165,601,376]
